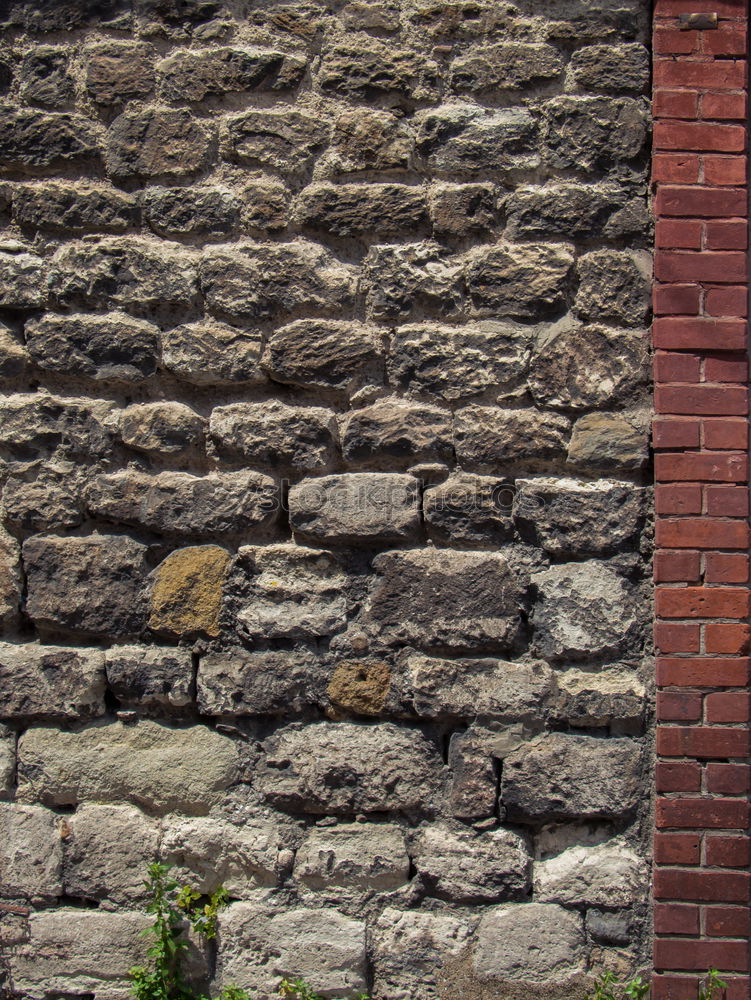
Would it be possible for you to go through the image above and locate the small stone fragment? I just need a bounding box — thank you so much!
[454,406,570,470]
[447,727,497,820]
[0,642,106,721]
[149,545,231,639]
[105,645,193,710]
[120,402,204,455]
[340,397,452,465]
[295,823,409,892]
[0,803,62,899]
[162,319,264,385]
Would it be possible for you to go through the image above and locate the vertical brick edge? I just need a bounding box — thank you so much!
[653,1,750,997]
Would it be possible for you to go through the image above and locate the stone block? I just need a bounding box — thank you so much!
[454,406,570,470]
[83,41,155,103]
[423,473,514,547]
[294,823,409,892]
[0,525,21,631]
[451,42,563,92]
[197,648,324,715]
[504,181,640,240]
[0,803,62,899]
[416,104,537,173]
[473,903,585,983]
[0,250,47,307]
[447,727,497,820]
[240,178,290,231]
[363,242,464,321]
[2,467,85,532]
[162,319,264,385]
[326,659,393,716]
[340,397,452,466]
[13,182,138,233]
[542,96,648,170]
[556,667,647,730]
[263,319,383,394]
[0,725,14,799]
[575,250,652,327]
[148,545,231,639]
[294,182,426,237]
[569,43,650,94]
[0,324,28,379]
[143,186,241,238]
[428,182,496,236]
[106,107,216,179]
[0,108,99,171]
[158,47,305,102]
[0,393,115,458]
[224,109,328,177]
[119,402,205,455]
[105,645,193,710]
[211,400,337,472]
[0,642,106,721]
[567,412,649,472]
[329,108,413,172]
[19,47,74,106]
[534,839,649,908]
[466,242,574,320]
[318,37,438,99]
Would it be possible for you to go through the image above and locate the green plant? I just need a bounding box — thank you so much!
[698,969,728,1000]
[279,980,369,1000]
[586,971,649,1000]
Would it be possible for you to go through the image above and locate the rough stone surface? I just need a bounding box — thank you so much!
[455,406,570,470]
[363,242,464,321]
[466,242,574,320]
[143,186,241,238]
[149,545,231,638]
[210,400,337,471]
[557,667,646,729]
[534,839,649,908]
[416,105,537,173]
[0,526,21,631]
[327,660,393,716]
[162,320,264,385]
[263,320,383,394]
[0,393,116,458]
[0,250,47,307]
[0,108,99,170]
[224,109,328,176]
[568,412,649,471]
[0,642,106,721]
[473,903,586,983]
[295,182,426,236]
[158,47,305,102]
[295,823,409,892]
[429,182,496,235]
[505,181,647,240]
[569,43,650,94]
[84,41,155,104]
[340,397,453,466]
[119,402,205,455]
[575,250,652,327]
[372,908,472,1000]
[424,473,514,547]
[542,96,648,171]
[197,648,324,716]
[105,645,193,710]
[106,107,215,179]
[14,183,138,233]
[0,803,62,899]
[452,42,563,92]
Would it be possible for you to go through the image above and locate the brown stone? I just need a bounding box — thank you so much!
[149,545,231,639]
[327,660,391,716]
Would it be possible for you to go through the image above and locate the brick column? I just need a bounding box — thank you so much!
[652,2,750,997]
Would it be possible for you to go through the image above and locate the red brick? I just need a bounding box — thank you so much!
[657,797,751,830]
[703,154,747,186]
[656,587,751,618]
[655,185,747,218]
[703,351,749,381]
[705,621,751,653]
[657,759,703,791]
[655,484,703,515]
[703,23,749,57]
[654,60,747,91]
[705,905,751,937]
[655,621,702,653]
[652,317,747,350]
[701,92,747,122]
[654,902,701,935]
[654,831,701,865]
[704,485,750,516]
[655,0,748,14]
[656,218,703,248]
[655,251,748,284]
[705,834,751,867]
[706,763,751,795]
[705,220,749,249]
[654,868,751,903]
[655,451,748,482]
[655,88,700,119]
[655,351,703,382]
[657,727,751,758]
[653,153,701,184]
[657,691,703,722]
[654,938,749,973]
[655,550,702,583]
[705,691,751,724]
[652,975,750,1000]
[654,121,746,153]
[654,29,699,55]
[657,385,749,415]
[705,554,750,585]
[655,518,749,549]
[703,417,749,449]
[657,657,750,688]
[653,416,701,448]
[653,282,702,315]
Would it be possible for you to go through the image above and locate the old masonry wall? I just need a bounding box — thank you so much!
[0,1,655,998]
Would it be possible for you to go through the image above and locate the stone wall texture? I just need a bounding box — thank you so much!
[0,1,654,998]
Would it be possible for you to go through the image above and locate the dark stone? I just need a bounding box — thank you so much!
[466,243,574,321]
[424,473,514,547]
[340,397,453,466]
[416,105,537,173]
[83,42,155,104]
[542,96,648,171]
[14,183,138,234]
[143,187,241,238]
[318,37,438,99]
[158,47,306,102]
[224,109,327,178]
[105,108,215,179]
[363,242,464,321]
[0,108,100,171]
[19,48,74,107]
[0,394,115,459]
[294,183,427,237]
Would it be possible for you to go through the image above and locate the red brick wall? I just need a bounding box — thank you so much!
[652,2,750,997]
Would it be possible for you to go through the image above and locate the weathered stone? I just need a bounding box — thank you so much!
[14,183,138,233]
[473,903,585,983]
[134,0,223,27]
[85,470,277,536]
[295,183,426,237]
[197,648,323,715]
[19,47,74,106]
[413,823,531,903]
[501,733,642,822]
[587,909,632,946]
[120,402,205,455]
[424,473,514,547]
[514,478,645,557]
[319,36,438,99]
[24,534,149,639]
[143,186,241,237]
[226,543,347,641]
[2,467,85,531]
[452,42,563,92]
[106,107,215,179]
[0,525,21,631]
[0,250,46,307]
[162,320,264,385]
[532,561,642,661]
[447,727,497,820]
[454,406,570,470]
[84,41,155,103]
[105,645,193,710]
[0,108,99,170]
[149,545,231,639]
[0,803,62,899]
[568,412,649,472]
[569,43,650,94]
[63,803,159,904]
[216,903,367,999]
[466,243,574,320]
[405,653,555,721]
[240,178,290,231]
[9,909,150,1000]
[289,473,420,546]
[211,401,336,472]
[534,839,649,907]
[263,319,382,394]
[295,823,409,892]
[364,242,464,320]
[0,725,14,799]
[341,2,401,31]
[518,0,650,43]
[0,0,129,31]
[363,548,524,652]
[51,237,197,309]
[0,642,106,721]
[26,312,160,382]
[429,182,496,236]
[372,907,472,1000]
[224,109,327,177]
[329,108,413,173]
[0,324,28,379]
[161,815,280,895]
[504,181,640,240]
[556,667,647,729]
[575,250,652,327]
[159,47,305,102]
[201,242,355,320]
[340,397,452,465]
[258,722,444,815]
[416,104,537,173]
[327,660,392,716]
[0,393,115,458]
[18,719,240,814]
[390,320,530,401]
[542,96,648,170]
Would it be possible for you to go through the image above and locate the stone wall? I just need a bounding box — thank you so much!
[0,1,654,998]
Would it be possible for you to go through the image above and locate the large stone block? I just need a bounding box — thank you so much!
[454,406,570,470]
[223,109,328,176]
[83,41,155,104]
[428,182,496,236]
[14,182,138,233]
[197,648,324,715]
[473,903,585,984]
[210,400,337,472]
[143,186,241,238]
[363,242,464,321]
[294,182,426,237]
[416,105,537,173]
[3,468,85,533]
[105,645,193,710]
[240,177,290,231]
[501,733,642,822]
[0,803,62,899]
[162,319,264,385]
[534,839,649,908]
[148,545,231,639]
[257,722,445,815]
[263,319,383,394]
[24,534,149,640]
[423,473,514,547]
[0,642,105,721]
[294,823,409,892]
[466,243,574,320]
[18,719,240,814]
[542,96,648,170]
[105,107,216,179]
[119,401,205,455]
[340,397,452,465]
[318,37,438,99]
[556,667,647,730]
[329,108,413,172]
[0,393,115,458]
[569,43,650,94]
[289,473,420,546]
[0,108,100,170]
[158,47,305,102]
[19,47,74,106]
[0,250,47,307]
[504,181,645,240]
[451,42,563,92]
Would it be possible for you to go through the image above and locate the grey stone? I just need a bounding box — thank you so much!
[0,526,21,631]
[473,903,585,983]
[542,96,648,170]
[329,108,413,173]
[226,543,347,641]
[447,727,497,820]
[340,397,452,466]
[568,412,649,472]
[295,183,426,237]
[119,402,205,455]
[0,725,14,799]
[0,250,47,307]
[413,823,531,903]
[429,182,496,236]
[0,393,115,458]
[26,312,160,382]
[319,36,438,99]
[106,107,216,179]
[0,642,106,721]
[105,645,193,710]
[575,250,652,327]
[14,183,138,233]
[240,178,290,231]
[556,667,646,729]
[513,477,645,558]
[423,473,514,547]
[17,719,240,814]
[416,105,537,173]
[528,320,648,410]
[405,653,555,721]
[0,108,99,171]
[294,823,409,892]
[341,2,401,32]
[451,42,563,92]
[569,43,650,94]
[162,319,264,385]
[83,41,155,104]
[364,241,464,321]
[0,324,28,379]
[263,320,383,394]
[363,548,524,652]
[24,534,149,640]
[454,406,570,470]
[534,839,649,907]
[518,0,650,43]
[586,909,632,946]
[0,803,62,899]
[63,803,159,904]
[19,47,74,106]
[532,561,643,661]
[466,243,574,320]
[501,733,642,822]
[289,473,420,546]
[85,469,277,536]
[158,47,305,102]
[210,400,337,472]
[197,648,324,715]
[504,181,640,240]
[143,186,241,238]
[257,721,444,816]
[224,109,328,177]
[2,466,85,532]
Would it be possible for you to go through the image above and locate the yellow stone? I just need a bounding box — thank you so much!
[149,545,230,638]
[327,659,391,716]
